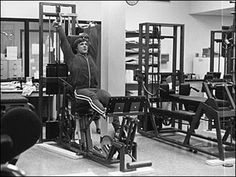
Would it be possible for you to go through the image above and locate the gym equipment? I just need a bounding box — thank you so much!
[136,18,235,161]
[38,2,77,142]
[1,107,41,176]
[141,80,235,161]
[46,63,68,94]
[0,93,32,117]
[139,82,202,135]
[210,0,235,83]
[38,2,151,172]
[183,82,235,160]
[82,96,151,172]
[137,23,185,108]
[138,82,201,132]
[57,80,152,172]
[201,75,235,130]
[148,101,234,160]
[135,22,187,134]
[38,2,102,143]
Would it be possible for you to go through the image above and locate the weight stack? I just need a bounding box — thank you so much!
[46,63,68,94]
[46,120,59,140]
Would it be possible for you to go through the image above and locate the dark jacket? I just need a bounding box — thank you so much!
[57,26,99,90]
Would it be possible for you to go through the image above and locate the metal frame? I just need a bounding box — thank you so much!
[137,22,185,133]
[139,81,235,161]
[76,96,151,172]
[140,96,235,161]
[209,30,234,75]
[210,0,235,82]
[138,23,185,106]
[38,2,77,142]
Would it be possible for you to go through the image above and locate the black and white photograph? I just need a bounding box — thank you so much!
[1,1,235,176]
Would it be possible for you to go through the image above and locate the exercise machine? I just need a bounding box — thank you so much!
[142,80,235,161]
[183,81,235,161]
[58,81,152,172]
[135,16,235,161]
[136,22,185,108]
[134,22,186,134]
[201,73,235,130]
[210,0,236,83]
[139,82,202,142]
[38,2,78,142]
[76,96,152,172]
[38,2,152,172]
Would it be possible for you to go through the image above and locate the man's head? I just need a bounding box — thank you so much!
[73,33,89,54]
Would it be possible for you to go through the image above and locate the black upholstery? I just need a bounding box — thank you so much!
[179,83,191,96]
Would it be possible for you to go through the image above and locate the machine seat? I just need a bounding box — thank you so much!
[71,99,94,116]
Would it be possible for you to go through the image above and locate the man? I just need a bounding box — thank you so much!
[52,21,120,134]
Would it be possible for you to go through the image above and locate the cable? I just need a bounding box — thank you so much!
[141,81,157,96]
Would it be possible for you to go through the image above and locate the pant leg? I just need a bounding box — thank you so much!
[94,88,111,106]
[74,88,106,115]
[95,89,120,131]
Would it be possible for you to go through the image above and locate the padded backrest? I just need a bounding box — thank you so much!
[160,84,170,99]
[223,74,233,82]
[179,83,191,96]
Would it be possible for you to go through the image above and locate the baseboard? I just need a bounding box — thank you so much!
[36,141,82,160]
[206,158,235,166]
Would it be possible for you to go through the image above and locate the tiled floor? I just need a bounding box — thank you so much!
[15,119,235,176]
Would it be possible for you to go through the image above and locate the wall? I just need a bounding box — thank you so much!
[1,1,234,95]
[189,1,234,14]
[101,2,126,96]
[125,1,233,73]
[0,1,102,20]
[1,1,126,96]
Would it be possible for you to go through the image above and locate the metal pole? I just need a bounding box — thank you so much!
[180,25,185,83]
[138,23,143,96]
[210,31,215,72]
[218,42,221,72]
[172,26,177,92]
[39,2,44,142]
[231,0,236,82]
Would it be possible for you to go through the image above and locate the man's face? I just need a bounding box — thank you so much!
[77,41,88,54]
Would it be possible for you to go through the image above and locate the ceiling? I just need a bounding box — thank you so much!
[197,7,235,17]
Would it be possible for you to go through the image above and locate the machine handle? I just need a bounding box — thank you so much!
[190,86,200,92]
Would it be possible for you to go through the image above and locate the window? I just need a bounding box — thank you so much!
[1,19,25,80]
[1,18,102,83]
[1,18,55,81]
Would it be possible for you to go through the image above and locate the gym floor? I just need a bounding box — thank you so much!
[16,118,235,176]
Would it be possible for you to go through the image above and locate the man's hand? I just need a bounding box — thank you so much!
[52,20,61,28]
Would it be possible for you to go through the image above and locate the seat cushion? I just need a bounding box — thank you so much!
[72,100,93,115]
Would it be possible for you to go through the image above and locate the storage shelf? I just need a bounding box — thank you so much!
[126,31,139,38]
[126,64,138,70]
